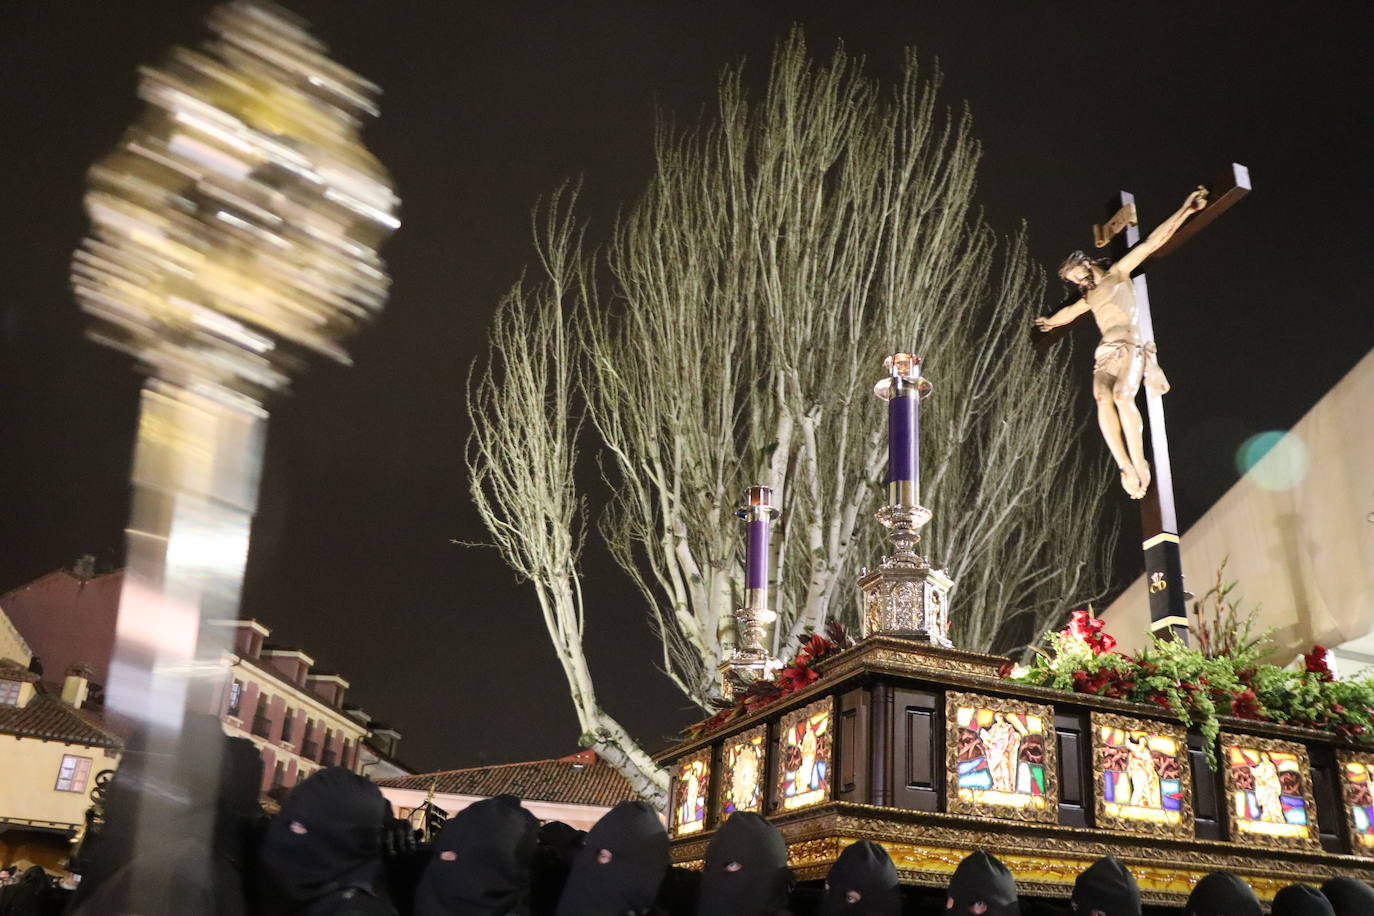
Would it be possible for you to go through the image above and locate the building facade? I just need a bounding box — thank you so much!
[0,606,122,872]
[0,563,401,800]
[205,620,375,795]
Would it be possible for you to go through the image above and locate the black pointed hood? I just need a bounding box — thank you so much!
[555,801,667,916]
[694,813,789,916]
[1184,872,1261,916]
[820,841,899,916]
[1271,884,1335,916]
[1320,877,1374,916]
[532,822,585,916]
[946,851,1017,916]
[259,767,389,904]
[414,795,539,916]
[1071,857,1140,916]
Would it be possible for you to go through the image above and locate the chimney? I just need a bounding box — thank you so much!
[63,663,94,709]
[72,554,96,579]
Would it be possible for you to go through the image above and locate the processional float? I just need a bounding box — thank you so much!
[70,0,397,905]
[661,328,1374,906]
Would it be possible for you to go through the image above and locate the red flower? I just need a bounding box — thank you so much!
[1067,610,1104,640]
[1303,645,1334,682]
[1230,688,1263,720]
[1061,609,1118,657]
[998,661,1015,679]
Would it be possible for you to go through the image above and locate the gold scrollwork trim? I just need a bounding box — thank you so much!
[945,691,1059,825]
[777,831,1368,904]
[1217,732,1321,850]
[1090,712,1195,840]
[1336,749,1374,857]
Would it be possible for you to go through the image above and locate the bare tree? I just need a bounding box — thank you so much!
[467,32,1115,799]
[466,187,668,803]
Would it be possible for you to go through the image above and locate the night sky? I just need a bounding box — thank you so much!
[2,2,1371,773]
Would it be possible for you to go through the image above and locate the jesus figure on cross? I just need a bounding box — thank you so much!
[1035,188,1208,498]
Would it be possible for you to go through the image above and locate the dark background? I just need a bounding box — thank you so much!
[2,2,1371,773]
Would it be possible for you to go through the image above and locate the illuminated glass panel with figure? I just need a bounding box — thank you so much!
[718,725,766,818]
[1338,750,1374,854]
[946,692,1058,824]
[1092,712,1193,838]
[1221,733,1318,849]
[671,750,711,836]
[775,698,832,811]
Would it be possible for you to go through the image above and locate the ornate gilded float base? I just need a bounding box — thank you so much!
[668,802,1374,906]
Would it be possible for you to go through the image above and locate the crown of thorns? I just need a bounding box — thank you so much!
[1058,250,1112,277]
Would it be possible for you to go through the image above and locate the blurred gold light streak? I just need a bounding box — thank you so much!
[70,3,398,908]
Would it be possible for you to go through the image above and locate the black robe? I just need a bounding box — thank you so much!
[555,801,667,916]
[694,812,791,916]
[1070,856,1140,916]
[1183,871,1262,916]
[258,767,397,916]
[819,840,899,916]
[69,720,264,916]
[1320,876,1374,916]
[1271,884,1336,916]
[944,851,1018,916]
[531,822,585,916]
[413,794,539,916]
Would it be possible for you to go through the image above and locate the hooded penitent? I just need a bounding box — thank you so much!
[694,813,790,916]
[1320,876,1374,916]
[258,766,392,913]
[532,823,585,916]
[413,795,539,916]
[945,851,1017,916]
[1271,884,1336,916]
[555,801,667,916]
[1070,857,1140,916]
[69,718,264,916]
[820,841,900,916]
[1184,872,1262,916]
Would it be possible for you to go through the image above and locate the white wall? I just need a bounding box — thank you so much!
[1102,349,1374,661]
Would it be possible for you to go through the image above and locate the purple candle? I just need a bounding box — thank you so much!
[747,519,770,590]
[877,353,923,507]
[887,391,919,488]
[738,485,778,608]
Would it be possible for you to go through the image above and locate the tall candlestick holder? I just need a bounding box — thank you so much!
[719,485,784,696]
[68,4,398,903]
[858,353,954,644]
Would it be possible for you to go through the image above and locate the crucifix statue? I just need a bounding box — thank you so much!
[1036,165,1250,641]
[1036,188,1206,499]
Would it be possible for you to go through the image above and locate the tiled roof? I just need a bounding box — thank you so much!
[374,751,639,809]
[0,659,40,683]
[0,687,122,748]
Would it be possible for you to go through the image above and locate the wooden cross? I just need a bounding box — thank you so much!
[1092,164,1251,642]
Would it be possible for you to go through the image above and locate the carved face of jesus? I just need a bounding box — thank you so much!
[1060,260,1100,290]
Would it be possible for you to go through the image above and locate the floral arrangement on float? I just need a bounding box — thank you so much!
[1006,565,1374,766]
[685,621,853,738]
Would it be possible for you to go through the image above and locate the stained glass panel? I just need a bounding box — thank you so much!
[1339,751,1374,854]
[776,698,832,811]
[1221,734,1318,848]
[1092,713,1192,837]
[671,750,711,836]
[946,691,1057,823]
[718,725,766,817]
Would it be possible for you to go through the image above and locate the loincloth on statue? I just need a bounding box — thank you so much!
[1093,339,1170,394]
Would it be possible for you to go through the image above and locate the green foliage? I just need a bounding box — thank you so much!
[1012,580,1374,769]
